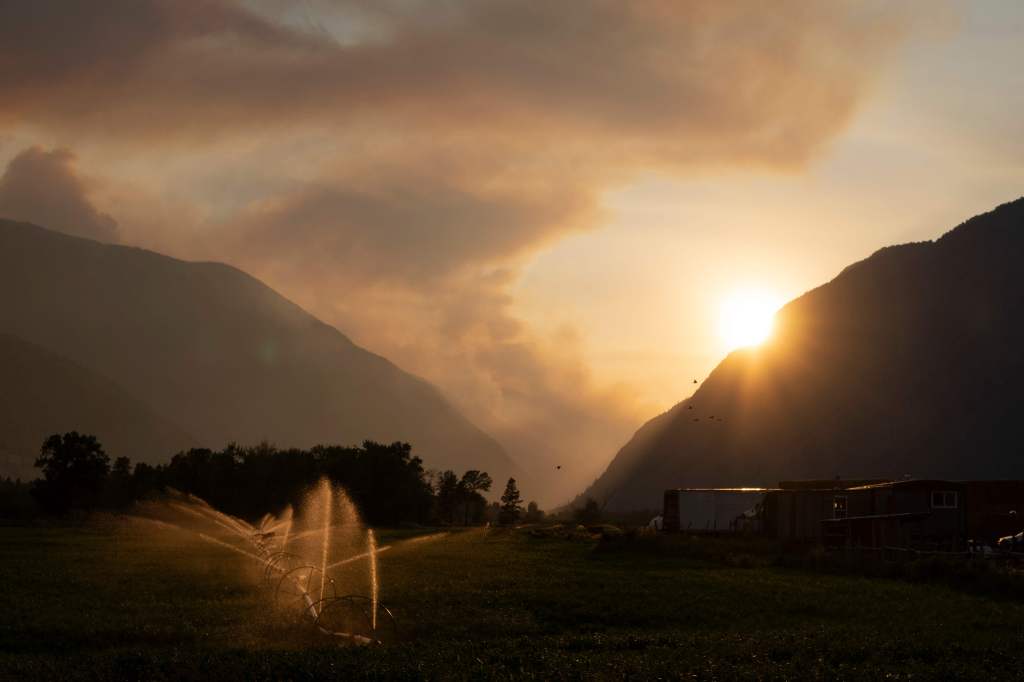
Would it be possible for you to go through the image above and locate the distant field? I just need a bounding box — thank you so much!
[3,523,1024,680]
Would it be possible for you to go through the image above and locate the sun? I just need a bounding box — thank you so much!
[719,290,782,351]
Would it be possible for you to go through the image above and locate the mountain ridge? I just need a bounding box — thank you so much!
[0,219,519,482]
[0,332,197,480]
[580,197,1024,511]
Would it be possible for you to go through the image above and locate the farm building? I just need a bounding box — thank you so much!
[663,479,1024,550]
[762,479,889,541]
[662,480,883,536]
[963,481,1024,543]
[661,488,769,533]
[818,480,967,550]
[815,480,1024,550]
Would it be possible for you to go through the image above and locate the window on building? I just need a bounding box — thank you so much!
[931,490,958,509]
[833,495,848,519]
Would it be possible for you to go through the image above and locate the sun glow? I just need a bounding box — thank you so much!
[719,290,782,351]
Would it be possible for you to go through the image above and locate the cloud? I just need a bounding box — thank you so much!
[0,0,927,502]
[1,1,913,167]
[0,0,919,273]
[282,268,651,503]
[0,147,119,243]
[223,149,598,288]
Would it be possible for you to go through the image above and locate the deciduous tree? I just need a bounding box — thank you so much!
[33,432,110,514]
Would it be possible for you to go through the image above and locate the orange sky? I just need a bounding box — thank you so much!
[515,1,1024,411]
[1,0,1021,503]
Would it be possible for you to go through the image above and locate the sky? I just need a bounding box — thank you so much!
[1,1,1022,503]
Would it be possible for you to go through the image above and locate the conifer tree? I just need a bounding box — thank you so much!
[499,477,523,525]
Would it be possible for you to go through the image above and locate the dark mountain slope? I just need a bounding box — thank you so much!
[0,220,517,480]
[582,198,1024,511]
[0,334,195,480]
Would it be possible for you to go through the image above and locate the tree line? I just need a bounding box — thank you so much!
[5,431,543,526]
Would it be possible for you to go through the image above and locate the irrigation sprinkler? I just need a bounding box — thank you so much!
[262,540,397,642]
[141,481,397,645]
[314,595,399,644]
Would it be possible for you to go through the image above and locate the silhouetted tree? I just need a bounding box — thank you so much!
[317,441,434,526]
[104,456,135,509]
[432,469,492,525]
[131,461,161,500]
[574,497,602,524]
[524,500,544,523]
[0,477,37,519]
[32,432,110,514]
[435,470,461,524]
[159,440,434,525]
[499,478,523,525]
[458,470,493,525]
[21,431,469,526]
[485,501,501,525]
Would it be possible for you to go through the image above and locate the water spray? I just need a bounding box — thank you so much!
[135,480,397,644]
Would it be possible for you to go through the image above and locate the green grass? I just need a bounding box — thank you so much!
[2,523,1024,680]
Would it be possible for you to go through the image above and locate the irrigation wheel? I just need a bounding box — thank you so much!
[313,595,398,644]
[273,565,337,624]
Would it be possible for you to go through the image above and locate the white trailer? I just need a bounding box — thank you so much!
[663,488,771,532]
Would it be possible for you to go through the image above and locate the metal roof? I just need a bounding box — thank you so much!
[846,479,964,491]
[667,487,777,493]
[821,512,931,523]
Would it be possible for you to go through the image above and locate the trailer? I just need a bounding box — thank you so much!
[662,488,769,533]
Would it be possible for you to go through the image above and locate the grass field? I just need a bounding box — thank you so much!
[3,523,1024,680]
